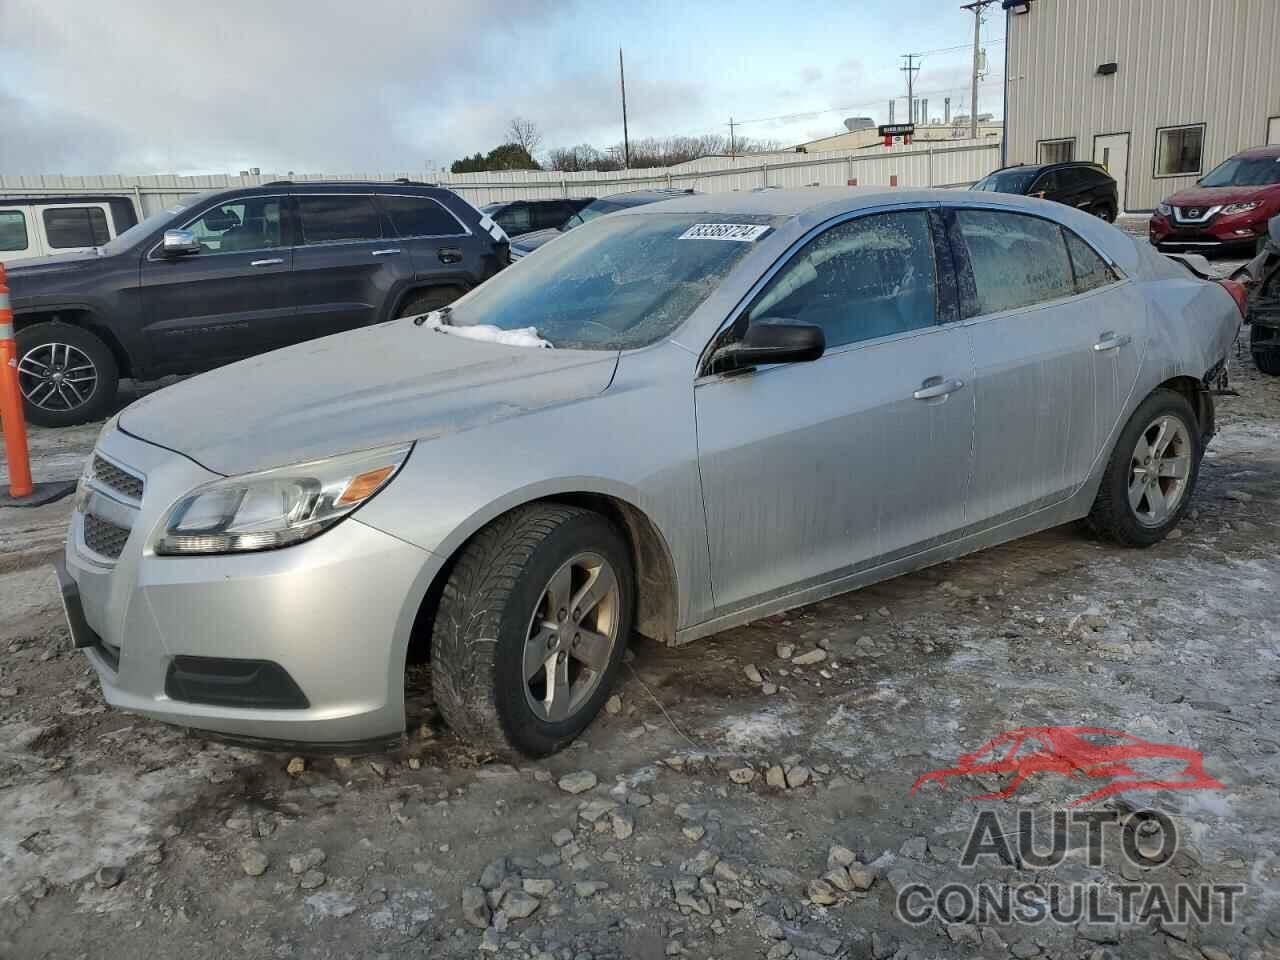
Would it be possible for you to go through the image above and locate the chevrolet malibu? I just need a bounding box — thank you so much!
[56,189,1243,756]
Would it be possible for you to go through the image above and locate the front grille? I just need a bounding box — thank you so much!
[83,513,130,559]
[92,456,144,501]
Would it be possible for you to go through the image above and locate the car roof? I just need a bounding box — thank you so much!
[987,161,1106,175]
[610,186,984,217]
[0,194,135,206]
[1233,144,1280,159]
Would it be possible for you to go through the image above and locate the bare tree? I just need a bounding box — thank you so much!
[507,117,542,156]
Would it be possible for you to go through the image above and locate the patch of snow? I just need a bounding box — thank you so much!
[719,708,794,749]
[303,891,359,923]
[416,314,551,349]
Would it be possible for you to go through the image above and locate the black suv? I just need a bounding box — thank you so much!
[481,198,593,238]
[971,162,1119,222]
[7,181,509,426]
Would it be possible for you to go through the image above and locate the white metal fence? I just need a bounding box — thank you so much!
[0,141,1001,216]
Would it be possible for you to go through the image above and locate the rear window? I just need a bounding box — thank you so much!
[380,195,466,238]
[0,210,28,251]
[973,169,1038,194]
[43,207,110,248]
[296,195,382,243]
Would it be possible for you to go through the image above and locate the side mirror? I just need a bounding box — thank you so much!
[712,318,825,373]
[161,229,200,257]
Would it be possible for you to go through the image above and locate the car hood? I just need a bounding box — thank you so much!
[5,249,108,280]
[1166,184,1277,207]
[119,321,619,477]
[510,227,564,253]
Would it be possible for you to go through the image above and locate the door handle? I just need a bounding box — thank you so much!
[371,248,401,257]
[437,246,463,264]
[913,377,965,400]
[250,258,284,267]
[1093,332,1131,352]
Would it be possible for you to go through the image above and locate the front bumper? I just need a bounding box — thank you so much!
[62,426,440,746]
[1150,214,1267,252]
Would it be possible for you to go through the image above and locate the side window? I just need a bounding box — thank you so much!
[748,210,938,349]
[1064,230,1118,294]
[380,195,465,237]
[296,195,382,244]
[496,204,533,235]
[1032,171,1060,194]
[185,198,284,252]
[0,211,28,251]
[955,209,1075,315]
[42,207,110,248]
[533,203,569,231]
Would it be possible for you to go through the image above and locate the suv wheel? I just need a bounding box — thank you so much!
[1095,203,1117,222]
[1251,324,1280,376]
[431,504,634,756]
[15,323,119,427]
[396,287,464,320]
[1087,388,1201,547]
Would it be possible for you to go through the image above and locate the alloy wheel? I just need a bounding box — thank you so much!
[522,551,621,722]
[17,342,98,412]
[1128,415,1192,527]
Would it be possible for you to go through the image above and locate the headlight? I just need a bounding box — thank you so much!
[153,444,411,556]
[1156,202,1173,217]
[1221,200,1262,215]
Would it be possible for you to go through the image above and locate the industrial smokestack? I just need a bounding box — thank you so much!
[921,99,928,123]
[889,100,895,123]
[944,97,951,123]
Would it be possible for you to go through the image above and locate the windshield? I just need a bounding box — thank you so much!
[1200,156,1280,187]
[442,212,777,350]
[973,169,1038,194]
[98,194,211,255]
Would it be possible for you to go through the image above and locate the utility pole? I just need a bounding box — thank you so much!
[728,117,737,158]
[900,54,920,130]
[961,0,996,140]
[619,47,630,169]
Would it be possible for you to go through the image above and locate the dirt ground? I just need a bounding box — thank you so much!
[0,344,1278,960]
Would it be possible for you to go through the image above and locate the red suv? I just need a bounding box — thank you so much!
[1150,145,1280,255]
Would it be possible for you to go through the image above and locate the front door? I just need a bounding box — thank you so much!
[695,208,975,614]
[1093,133,1130,214]
[291,193,415,337]
[139,194,294,372]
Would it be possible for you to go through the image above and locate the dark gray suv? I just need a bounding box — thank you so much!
[6,181,509,426]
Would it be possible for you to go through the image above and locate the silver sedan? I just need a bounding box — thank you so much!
[56,188,1242,755]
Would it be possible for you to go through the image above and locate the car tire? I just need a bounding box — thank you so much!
[1250,325,1280,376]
[1086,388,1202,547]
[1096,203,1117,222]
[431,503,634,756]
[395,287,464,320]
[15,322,119,428]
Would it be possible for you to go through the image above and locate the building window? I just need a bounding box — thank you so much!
[1037,138,1075,163]
[1155,123,1204,177]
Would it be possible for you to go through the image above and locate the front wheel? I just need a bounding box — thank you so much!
[1087,389,1202,547]
[431,504,634,756]
[15,323,119,427]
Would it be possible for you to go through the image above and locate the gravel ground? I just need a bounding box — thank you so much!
[0,347,1277,960]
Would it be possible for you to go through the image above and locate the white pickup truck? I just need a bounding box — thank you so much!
[0,195,139,262]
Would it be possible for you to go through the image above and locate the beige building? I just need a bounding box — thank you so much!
[796,122,1003,154]
[1003,0,1280,212]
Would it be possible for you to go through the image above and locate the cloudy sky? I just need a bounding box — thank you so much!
[0,0,1005,176]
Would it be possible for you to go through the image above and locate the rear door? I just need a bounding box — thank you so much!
[947,207,1109,527]
[377,193,482,293]
[290,192,415,336]
[138,193,295,371]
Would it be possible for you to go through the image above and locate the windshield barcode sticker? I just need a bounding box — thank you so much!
[678,223,770,242]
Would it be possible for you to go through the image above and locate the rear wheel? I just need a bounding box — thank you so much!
[15,323,119,427]
[1087,389,1201,547]
[1095,203,1117,222]
[1251,324,1280,376]
[395,287,464,321]
[430,504,633,756]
